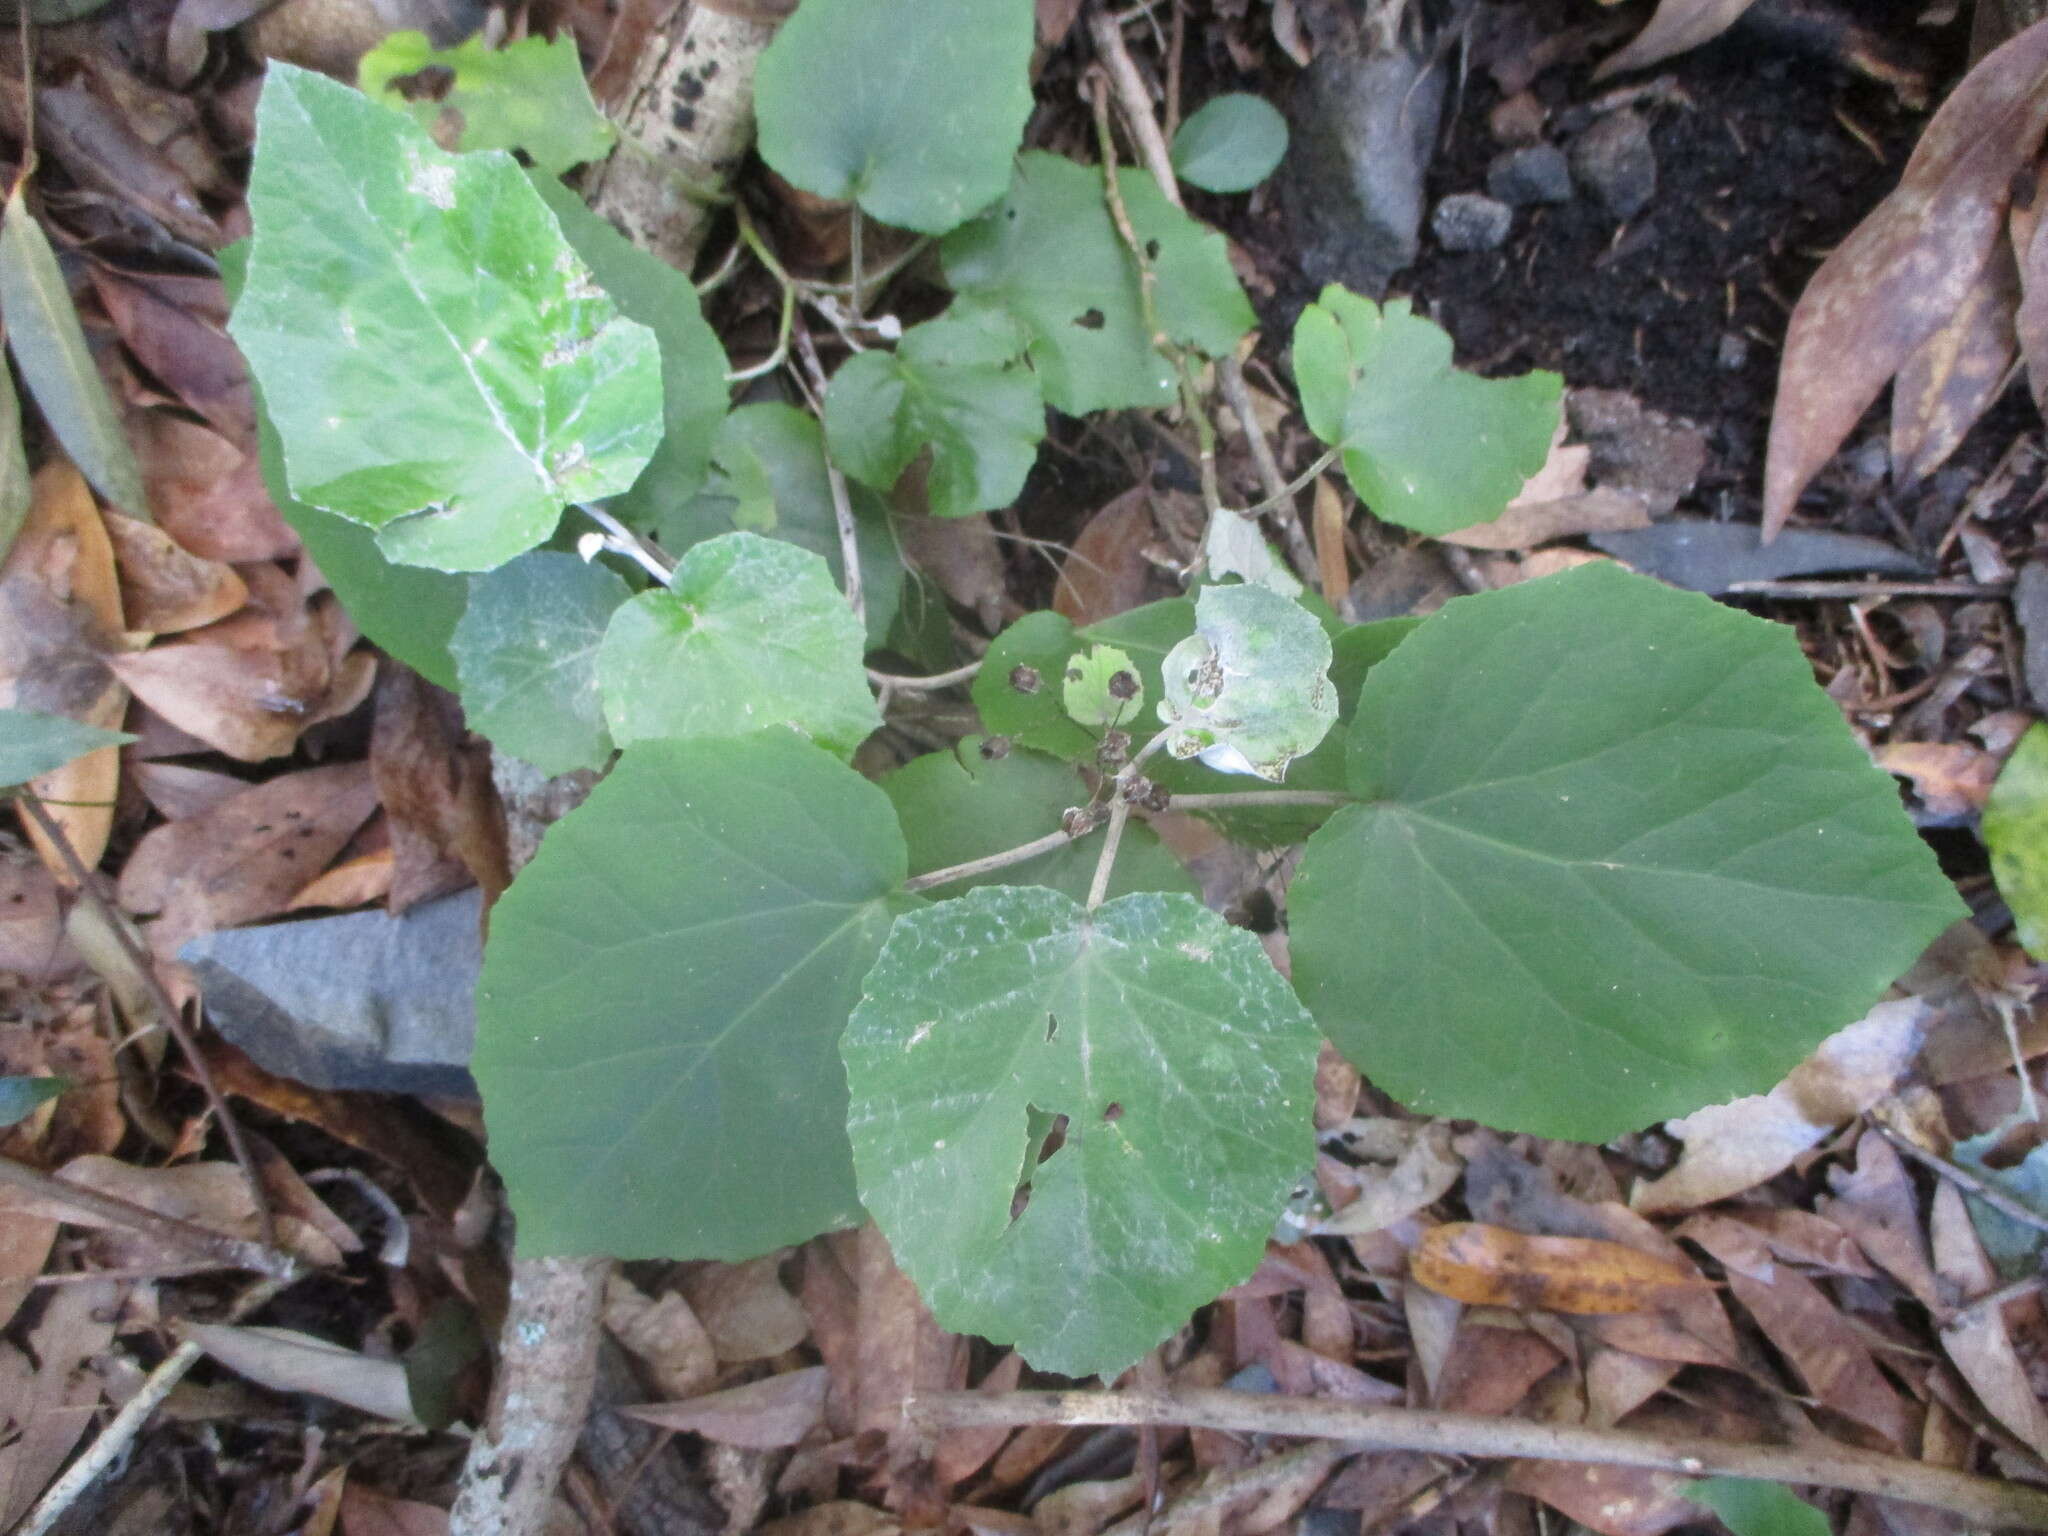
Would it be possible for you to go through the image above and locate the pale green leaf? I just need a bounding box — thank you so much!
[475,733,907,1257]
[1204,507,1301,596]
[1170,93,1288,194]
[1683,1481,1828,1536]
[1290,561,1964,1141]
[598,531,879,756]
[843,886,1320,1375]
[942,152,1255,414]
[1984,720,2048,959]
[754,0,1034,234]
[1952,1113,2048,1277]
[0,362,29,559]
[0,708,133,787]
[0,1075,67,1129]
[452,550,627,776]
[1292,286,1559,536]
[1062,644,1143,730]
[0,189,148,518]
[360,30,614,175]
[1159,583,1336,781]
[227,64,664,572]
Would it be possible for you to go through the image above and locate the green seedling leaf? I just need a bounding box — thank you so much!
[598,531,879,757]
[360,31,614,174]
[0,708,134,787]
[843,886,1320,1375]
[228,64,663,572]
[1952,1114,2048,1276]
[1159,583,1337,781]
[1062,645,1143,730]
[1291,561,1963,1141]
[1984,720,2048,958]
[0,1075,67,1129]
[530,174,729,530]
[452,550,627,776]
[0,363,29,559]
[476,733,907,1257]
[754,0,1034,235]
[1683,1480,1829,1536]
[824,310,1045,518]
[942,152,1255,414]
[0,188,148,518]
[1170,93,1289,194]
[883,737,1195,902]
[1292,286,1559,537]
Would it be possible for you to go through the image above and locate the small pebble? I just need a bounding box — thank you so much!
[1487,144,1573,206]
[1716,332,1749,370]
[1488,90,1547,145]
[1432,192,1512,252]
[1569,109,1657,221]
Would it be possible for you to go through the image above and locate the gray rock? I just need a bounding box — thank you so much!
[1432,192,1512,252]
[1569,110,1657,221]
[1717,331,1750,370]
[1588,520,1929,596]
[2014,562,2048,714]
[1278,37,1447,298]
[181,889,484,1097]
[1486,144,1572,206]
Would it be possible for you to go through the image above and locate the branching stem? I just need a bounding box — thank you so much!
[905,827,1081,894]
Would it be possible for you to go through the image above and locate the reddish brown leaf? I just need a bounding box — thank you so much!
[1930,1182,2048,1457]
[680,1254,809,1364]
[1432,1323,1563,1413]
[2017,199,2048,412]
[1053,486,1166,625]
[102,511,247,634]
[1892,237,2020,482]
[1506,1460,1695,1536]
[90,268,252,440]
[369,668,508,913]
[1411,1222,1710,1316]
[107,636,325,762]
[1764,21,2048,537]
[36,85,221,249]
[1818,1130,1942,1310]
[134,413,296,563]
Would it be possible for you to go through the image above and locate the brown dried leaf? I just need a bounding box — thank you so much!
[1317,1120,1462,1237]
[1505,1460,1695,1536]
[89,268,252,439]
[1412,1222,1709,1315]
[758,1501,900,1536]
[369,667,508,913]
[681,1254,809,1364]
[1877,740,2000,819]
[106,622,331,762]
[0,1280,117,1528]
[848,1221,964,1448]
[1818,1130,1942,1309]
[606,1271,716,1401]
[1432,1323,1563,1413]
[0,853,79,981]
[1763,23,2048,538]
[36,86,221,249]
[1596,0,1760,79]
[102,511,246,634]
[339,1485,449,1536]
[1893,237,2020,481]
[932,1350,1025,1489]
[187,1324,414,1421]
[288,849,395,912]
[1931,1181,2048,1457]
[135,413,297,563]
[1053,487,1164,625]
[623,1365,827,1449]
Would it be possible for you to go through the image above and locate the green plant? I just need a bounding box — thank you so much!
[218,8,1961,1377]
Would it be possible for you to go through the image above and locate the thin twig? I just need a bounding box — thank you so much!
[16,789,277,1249]
[827,461,866,630]
[1089,10,1179,200]
[1722,580,2012,600]
[1217,357,1320,582]
[867,660,984,692]
[904,827,1083,894]
[15,1273,290,1536]
[906,1389,2048,1528]
[1087,799,1132,911]
[1168,790,1354,811]
[0,1154,302,1280]
[1875,1123,2048,1238]
[1215,449,1340,521]
[576,502,675,584]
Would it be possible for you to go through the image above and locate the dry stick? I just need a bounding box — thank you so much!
[907,1389,2048,1529]
[1873,1123,2048,1238]
[15,789,277,1250]
[0,1154,302,1280]
[866,659,984,692]
[1722,580,2012,600]
[14,1272,290,1536]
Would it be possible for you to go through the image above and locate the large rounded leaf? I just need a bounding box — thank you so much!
[1290,561,1962,1141]
[843,887,1320,1375]
[754,0,1034,235]
[475,733,911,1258]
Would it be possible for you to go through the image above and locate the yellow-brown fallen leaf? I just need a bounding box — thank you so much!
[288,848,394,912]
[101,511,247,634]
[1409,1222,1711,1315]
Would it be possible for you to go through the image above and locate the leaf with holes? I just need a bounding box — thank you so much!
[598,532,879,758]
[228,64,663,571]
[1158,583,1337,781]
[942,152,1254,414]
[359,31,613,174]
[475,732,912,1257]
[1293,287,1559,537]
[843,885,1320,1375]
[1171,93,1289,194]
[1289,561,1962,1141]
[1062,644,1144,730]
[754,0,1034,235]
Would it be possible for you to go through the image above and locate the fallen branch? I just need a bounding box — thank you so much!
[906,1388,2048,1529]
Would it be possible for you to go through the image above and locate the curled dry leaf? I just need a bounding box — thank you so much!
[108,635,326,761]
[1930,1181,2048,1458]
[1877,739,2001,820]
[186,1323,415,1421]
[288,848,395,912]
[623,1364,828,1449]
[1595,0,1761,79]
[135,412,298,563]
[1763,21,2048,538]
[102,512,247,634]
[369,667,508,912]
[1409,1221,1710,1315]
[10,1154,345,1268]
[0,1281,118,1530]
[604,1270,716,1401]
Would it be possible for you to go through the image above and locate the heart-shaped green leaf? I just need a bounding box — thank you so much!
[598,531,879,757]
[228,64,663,572]
[754,0,1034,234]
[1290,561,1963,1141]
[1170,93,1288,194]
[843,886,1320,1375]
[359,31,614,174]
[1292,286,1558,537]
[475,732,911,1258]
[1158,583,1337,781]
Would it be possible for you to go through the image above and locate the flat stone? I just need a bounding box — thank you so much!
[1569,109,1657,221]
[1486,144,1572,206]
[181,889,484,1097]
[1431,192,1512,253]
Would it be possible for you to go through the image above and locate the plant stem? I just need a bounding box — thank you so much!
[906,1389,2048,1529]
[1217,449,1340,520]
[576,502,675,584]
[827,461,866,629]
[867,660,983,691]
[1085,799,1131,911]
[848,204,864,325]
[904,827,1082,894]
[1168,790,1354,811]
[728,201,796,383]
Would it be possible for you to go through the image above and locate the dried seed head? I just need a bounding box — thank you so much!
[1009,665,1042,694]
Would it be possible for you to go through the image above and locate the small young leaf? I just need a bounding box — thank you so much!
[0,1075,68,1129]
[942,152,1255,414]
[754,0,1034,235]
[452,550,627,776]
[228,64,663,572]
[1983,720,2048,959]
[1951,1114,2048,1275]
[1063,644,1143,730]
[1170,93,1289,194]
[359,30,614,174]
[667,404,903,646]
[1205,507,1301,596]
[843,886,1320,1376]
[883,737,1195,903]
[1290,561,1964,1141]
[0,188,149,518]
[0,708,134,787]
[1292,287,1559,536]
[598,531,880,758]
[1159,583,1337,781]
[824,310,1045,518]
[475,733,907,1258]
[1683,1480,1829,1536]
[0,364,30,560]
